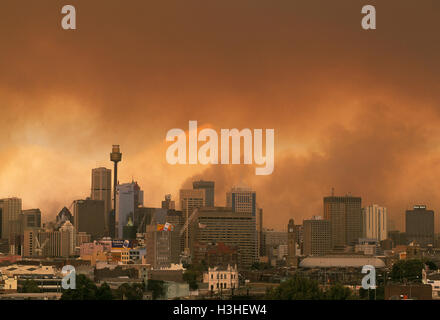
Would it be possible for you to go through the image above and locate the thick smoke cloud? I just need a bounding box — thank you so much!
[0,1,439,230]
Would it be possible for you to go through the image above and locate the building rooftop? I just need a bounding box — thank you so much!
[299,255,386,268]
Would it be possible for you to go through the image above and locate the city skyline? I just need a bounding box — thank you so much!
[0,154,435,235]
[1,1,440,232]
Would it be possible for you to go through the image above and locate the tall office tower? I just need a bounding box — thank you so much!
[287,219,297,266]
[23,229,39,257]
[193,180,215,207]
[226,186,258,261]
[21,209,42,230]
[165,209,184,264]
[193,207,258,268]
[145,224,180,269]
[180,189,205,257]
[24,228,62,258]
[0,198,22,240]
[303,216,331,256]
[161,194,175,210]
[362,204,387,241]
[405,205,434,247]
[110,145,122,238]
[60,220,76,257]
[56,207,74,229]
[133,207,154,233]
[73,199,106,240]
[116,182,143,239]
[91,167,112,235]
[324,194,362,247]
[226,186,256,216]
[38,230,62,257]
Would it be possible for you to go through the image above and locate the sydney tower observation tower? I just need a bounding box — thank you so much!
[110,145,122,238]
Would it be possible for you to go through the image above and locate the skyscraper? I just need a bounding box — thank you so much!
[226,186,258,261]
[60,220,76,257]
[180,189,205,256]
[193,180,215,207]
[73,199,106,240]
[0,198,22,241]
[324,194,362,247]
[303,216,331,256]
[361,204,387,241]
[193,207,258,268]
[91,167,112,235]
[21,209,42,230]
[405,205,434,247]
[55,207,73,230]
[287,219,297,266]
[226,186,256,216]
[116,182,143,239]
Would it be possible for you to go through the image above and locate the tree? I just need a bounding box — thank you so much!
[183,270,199,290]
[61,274,99,300]
[325,283,352,300]
[182,263,206,290]
[96,282,113,300]
[265,274,324,300]
[251,262,271,271]
[424,260,438,271]
[115,283,144,300]
[391,259,424,283]
[21,280,41,293]
[147,279,165,300]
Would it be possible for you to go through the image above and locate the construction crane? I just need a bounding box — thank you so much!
[34,236,50,257]
[179,207,199,264]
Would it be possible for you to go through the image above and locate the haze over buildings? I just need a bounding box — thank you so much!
[1,1,440,232]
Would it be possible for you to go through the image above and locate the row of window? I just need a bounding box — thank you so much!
[210,273,236,280]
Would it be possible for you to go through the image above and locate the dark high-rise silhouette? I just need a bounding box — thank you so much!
[324,194,362,248]
[405,205,434,247]
[287,219,297,266]
[193,180,215,207]
[91,167,111,236]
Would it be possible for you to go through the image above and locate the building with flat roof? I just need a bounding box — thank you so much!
[192,207,257,268]
[299,255,386,268]
[193,180,215,207]
[0,198,22,241]
[324,194,362,247]
[116,182,144,239]
[362,204,387,241]
[73,199,106,240]
[303,216,331,256]
[405,205,434,247]
[91,167,112,236]
[21,209,41,230]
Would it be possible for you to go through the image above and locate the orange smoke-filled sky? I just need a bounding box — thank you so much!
[1,0,440,231]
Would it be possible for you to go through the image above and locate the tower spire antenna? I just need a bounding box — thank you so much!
[110,145,122,238]
[331,187,335,196]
